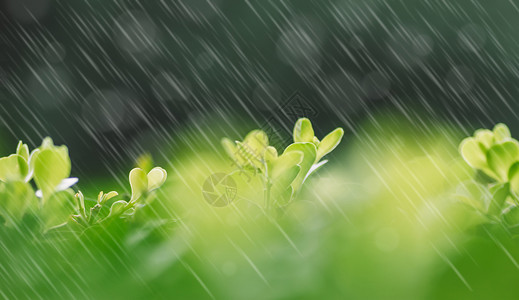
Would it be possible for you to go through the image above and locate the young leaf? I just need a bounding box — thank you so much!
[487,183,510,216]
[270,151,303,179]
[272,167,299,206]
[236,141,264,170]
[107,200,128,219]
[104,191,119,202]
[487,141,519,181]
[316,128,344,161]
[16,141,30,162]
[493,123,511,143]
[40,189,75,231]
[129,168,148,201]
[0,181,37,226]
[460,138,488,170]
[33,148,71,200]
[509,162,519,195]
[243,130,269,156]
[0,154,25,182]
[284,142,317,191]
[474,129,494,149]
[147,167,167,191]
[264,146,278,162]
[41,137,55,149]
[293,118,314,143]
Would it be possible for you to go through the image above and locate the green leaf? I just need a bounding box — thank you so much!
[265,146,278,161]
[16,141,30,162]
[460,137,487,170]
[236,141,264,170]
[493,123,511,143]
[40,189,75,231]
[33,147,71,200]
[239,130,269,169]
[474,129,494,149]
[316,128,344,161]
[487,141,519,181]
[147,167,167,191]
[509,162,519,195]
[129,168,148,201]
[270,151,303,179]
[284,142,317,191]
[41,137,55,149]
[243,130,269,155]
[0,181,37,226]
[0,154,25,182]
[293,118,314,143]
[107,200,128,219]
[273,184,295,207]
[104,191,119,201]
[487,183,510,216]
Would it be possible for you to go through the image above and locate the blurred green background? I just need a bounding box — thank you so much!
[2,0,519,299]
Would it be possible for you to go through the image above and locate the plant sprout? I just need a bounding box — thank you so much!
[0,137,167,232]
[459,123,519,230]
[221,118,344,212]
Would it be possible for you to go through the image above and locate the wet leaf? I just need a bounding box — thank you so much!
[293,118,314,143]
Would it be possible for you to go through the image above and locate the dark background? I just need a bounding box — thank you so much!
[1,0,519,176]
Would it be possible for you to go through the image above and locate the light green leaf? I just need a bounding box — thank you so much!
[284,142,317,191]
[509,162,519,195]
[493,123,511,143]
[487,141,519,181]
[0,181,37,226]
[0,154,25,182]
[16,141,30,162]
[293,118,314,143]
[270,151,303,179]
[236,141,264,170]
[40,189,75,231]
[41,137,54,149]
[104,191,119,201]
[243,130,269,156]
[460,137,487,170]
[17,156,29,179]
[273,185,295,207]
[264,146,278,162]
[129,168,148,201]
[147,167,167,191]
[107,200,128,219]
[316,128,344,161]
[487,183,510,216]
[474,129,494,149]
[33,147,71,200]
